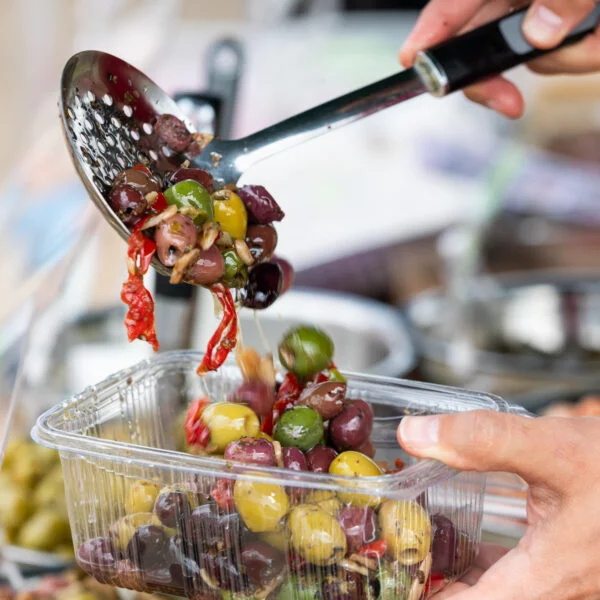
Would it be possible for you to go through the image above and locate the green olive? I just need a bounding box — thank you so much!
[277,576,322,600]
[378,564,412,600]
[222,249,248,288]
[0,484,31,530]
[329,451,383,507]
[17,510,71,551]
[109,512,160,551]
[278,326,334,379]
[125,479,161,514]
[260,530,289,552]
[164,180,214,224]
[34,464,65,508]
[379,500,432,566]
[202,402,260,452]
[288,505,346,565]
[234,480,289,532]
[273,407,323,452]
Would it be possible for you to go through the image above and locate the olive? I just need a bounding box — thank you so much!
[288,505,346,566]
[17,510,71,551]
[234,480,289,532]
[222,249,248,288]
[113,167,161,196]
[305,491,342,516]
[125,479,161,515]
[199,551,248,592]
[185,246,225,286]
[278,326,334,379]
[155,214,198,267]
[328,400,373,452]
[282,447,308,471]
[357,438,376,460]
[110,512,160,552]
[126,524,171,570]
[154,114,192,153]
[298,382,346,420]
[273,407,324,452]
[431,514,457,575]
[245,224,278,262]
[154,489,192,529]
[201,402,260,452]
[191,503,245,552]
[229,380,275,418]
[271,256,295,294]
[0,485,31,530]
[236,185,285,224]
[170,167,214,193]
[241,262,283,310]
[379,500,432,566]
[336,506,377,552]
[260,530,289,553]
[212,190,248,239]
[76,538,117,573]
[33,464,66,511]
[108,185,147,227]
[276,576,321,600]
[321,569,365,600]
[242,540,285,587]
[328,451,383,507]
[224,437,277,467]
[306,446,338,473]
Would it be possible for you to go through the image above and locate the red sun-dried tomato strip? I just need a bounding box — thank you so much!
[184,397,211,448]
[120,219,159,351]
[357,539,387,559]
[210,479,235,512]
[196,283,238,376]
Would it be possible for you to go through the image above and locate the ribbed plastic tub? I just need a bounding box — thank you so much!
[32,351,521,599]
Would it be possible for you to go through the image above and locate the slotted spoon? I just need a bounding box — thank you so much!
[60,5,600,277]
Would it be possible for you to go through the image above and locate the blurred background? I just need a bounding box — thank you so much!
[2,0,600,595]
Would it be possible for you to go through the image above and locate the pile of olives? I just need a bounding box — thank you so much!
[107,117,293,308]
[0,438,72,556]
[74,326,473,599]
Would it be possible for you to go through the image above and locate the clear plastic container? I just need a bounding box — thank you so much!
[32,351,521,599]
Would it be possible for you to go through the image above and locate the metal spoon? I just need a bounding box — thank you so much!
[60,5,600,278]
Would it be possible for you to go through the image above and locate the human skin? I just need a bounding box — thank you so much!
[397,410,600,599]
[399,0,600,119]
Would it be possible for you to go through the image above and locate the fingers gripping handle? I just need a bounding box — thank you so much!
[414,3,600,96]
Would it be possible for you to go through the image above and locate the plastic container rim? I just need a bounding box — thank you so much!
[31,351,523,498]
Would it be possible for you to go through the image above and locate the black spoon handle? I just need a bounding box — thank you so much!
[415,4,600,96]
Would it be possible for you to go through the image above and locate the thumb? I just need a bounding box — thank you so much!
[397,410,575,489]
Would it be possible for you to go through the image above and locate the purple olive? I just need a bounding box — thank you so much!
[229,380,275,417]
[329,399,374,452]
[241,541,284,587]
[199,551,248,592]
[108,185,147,227]
[185,246,225,286]
[357,438,376,459]
[245,224,278,263]
[282,446,308,471]
[77,538,117,577]
[241,262,283,309]
[191,504,246,552]
[113,168,161,196]
[237,185,285,224]
[306,446,338,473]
[431,514,457,575]
[154,114,192,153]
[155,214,198,267]
[126,525,171,570]
[154,490,192,529]
[337,506,377,552]
[224,437,277,467]
[170,168,214,193]
[271,256,294,294]
[298,382,346,420]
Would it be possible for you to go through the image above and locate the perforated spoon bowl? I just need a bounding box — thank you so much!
[61,7,600,278]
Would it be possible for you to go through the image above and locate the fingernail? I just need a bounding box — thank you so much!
[399,416,440,451]
[523,5,565,46]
